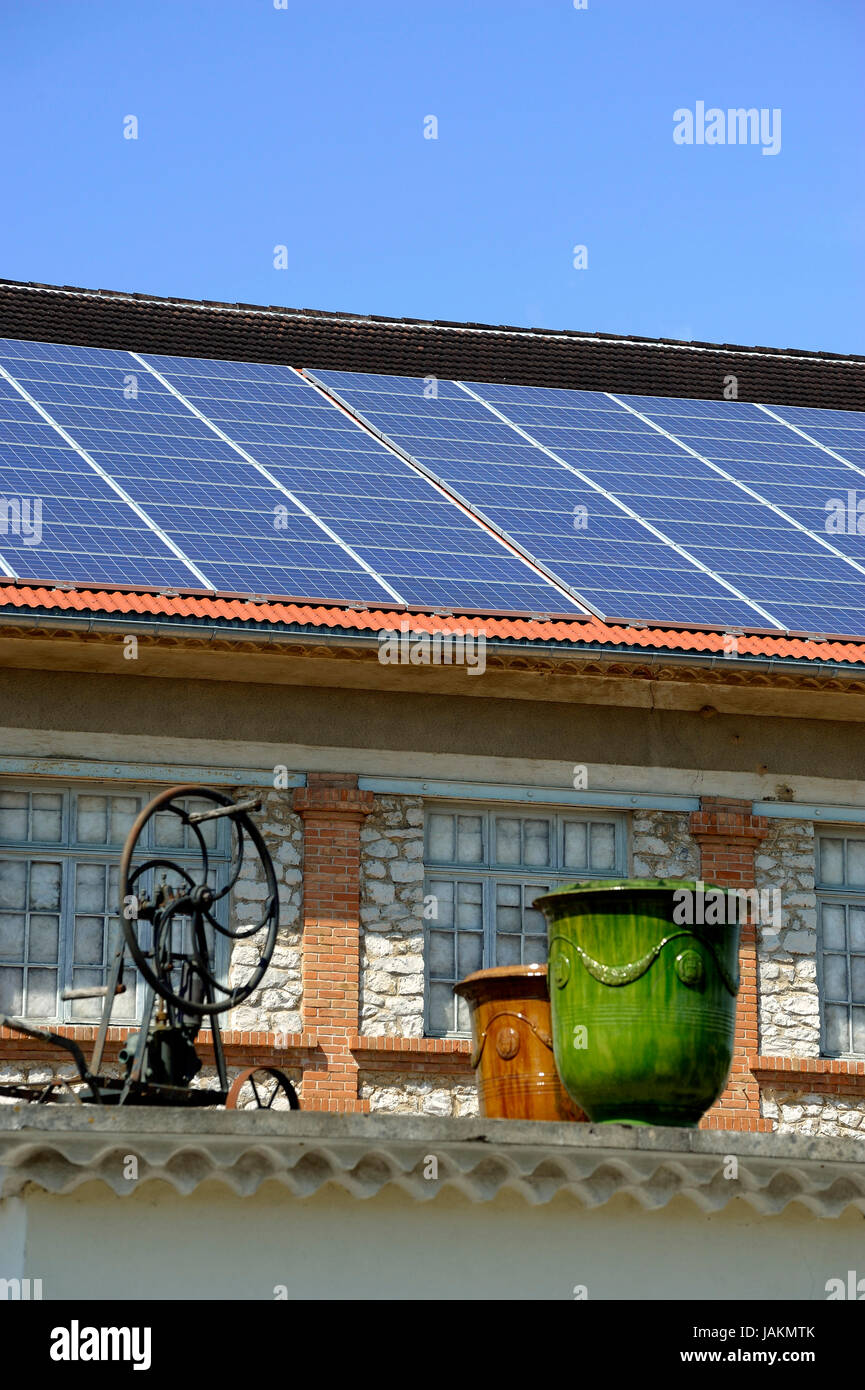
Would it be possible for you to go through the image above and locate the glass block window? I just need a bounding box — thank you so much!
[0,785,231,1023]
[817,833,865,1056]
[424,805,627,1035]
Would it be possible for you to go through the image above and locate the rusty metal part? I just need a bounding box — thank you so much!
[225,1067,300,1111]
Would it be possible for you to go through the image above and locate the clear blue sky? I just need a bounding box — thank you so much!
[1,0,863,353]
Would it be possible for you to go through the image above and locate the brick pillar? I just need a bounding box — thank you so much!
[291,773,374,1112]
[688,797,772,1130]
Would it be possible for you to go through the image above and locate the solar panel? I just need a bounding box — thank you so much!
[313,368,865,633]
[140,354,578,612]
[0,342,397,603]
[3,335,864,634]
[0,373,199,587]
[613,393,865,633]
[309,369,774,628]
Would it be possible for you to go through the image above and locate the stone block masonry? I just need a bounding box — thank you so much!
[228,785,304,1037]
[760,1085,865,1137]
[754,818,819,1057]
[632,809,700,880]
[359,794,426,1038]
[360,1072,478,1117]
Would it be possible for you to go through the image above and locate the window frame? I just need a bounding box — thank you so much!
[815,827,865,1059]
[0,780,233,1025]
[423,802,629,1038]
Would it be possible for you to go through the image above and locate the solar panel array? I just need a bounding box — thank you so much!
[0,366,196,588]
[614,393,865,635]
[142,353,563,612]
[311,369,865,634]
[0,340,573,612]
[0,335,864,635]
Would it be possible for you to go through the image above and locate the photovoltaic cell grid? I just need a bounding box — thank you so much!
[482,381,865,635]
[615,393,865,635]
[141,353,571,612]
[310,371,766,627]
[312,369,865,635]
[1,335,865,634]
[0,368,196,588]
[0,338,576,611]
[0,338,389,602]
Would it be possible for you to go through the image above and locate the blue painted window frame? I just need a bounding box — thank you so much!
[423,803,628,1037]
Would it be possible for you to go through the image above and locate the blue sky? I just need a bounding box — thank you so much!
[1,0,863,352]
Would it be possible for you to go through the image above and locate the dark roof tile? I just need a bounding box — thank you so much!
[0,279,862,411]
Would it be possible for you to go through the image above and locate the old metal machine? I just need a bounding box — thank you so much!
[0,785,299,1110]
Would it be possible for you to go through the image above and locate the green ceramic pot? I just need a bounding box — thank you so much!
[534,879,740,1128]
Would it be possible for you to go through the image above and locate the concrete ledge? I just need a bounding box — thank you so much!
[2,1108,865,1216]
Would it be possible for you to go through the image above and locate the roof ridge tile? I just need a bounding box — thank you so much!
[1,279,863,371]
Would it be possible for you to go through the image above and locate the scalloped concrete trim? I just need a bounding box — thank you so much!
[2,1110,864,1217]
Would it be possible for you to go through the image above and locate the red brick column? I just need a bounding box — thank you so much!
[291,773,374,1112]
[689,797,773,1131]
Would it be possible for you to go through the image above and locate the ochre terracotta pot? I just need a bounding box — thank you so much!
[454,964,585,1122]
[535,879,741,1128]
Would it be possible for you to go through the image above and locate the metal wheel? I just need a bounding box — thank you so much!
[118,785,279,1017]
[225,1066,300,1111]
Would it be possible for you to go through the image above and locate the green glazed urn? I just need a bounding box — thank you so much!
[534,879,740,1127]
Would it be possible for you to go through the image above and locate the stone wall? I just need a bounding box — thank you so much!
[632,810,700,878]
[752,819,865,1133]
[754,818,820,1057]
[358,795,426,1037]
[228,786,303,1035]
[0,1058,302,1106]
[359,1071,478,1116]
[761,1087,865,1138]
[0,1059,79,1101]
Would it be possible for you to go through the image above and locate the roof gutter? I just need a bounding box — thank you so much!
[2,609,865,681]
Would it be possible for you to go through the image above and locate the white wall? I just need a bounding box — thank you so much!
[9,1183,862,1301]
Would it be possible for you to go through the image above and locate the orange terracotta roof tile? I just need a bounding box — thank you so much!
[2,584,865,666]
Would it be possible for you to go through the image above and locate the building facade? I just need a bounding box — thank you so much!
[1,281,865,1137]
[2,596,865,1135]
